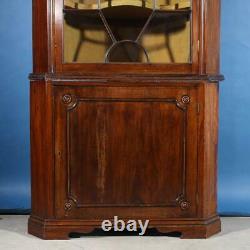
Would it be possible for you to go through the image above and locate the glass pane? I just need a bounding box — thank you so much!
[63,0,191,63]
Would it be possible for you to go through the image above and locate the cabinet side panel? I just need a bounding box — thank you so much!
[203,0,221,74]
[198,82,219,217]
[32,0,50,73]
[30,81,54,218]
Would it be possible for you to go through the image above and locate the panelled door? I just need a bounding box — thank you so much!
[54,83,198,219]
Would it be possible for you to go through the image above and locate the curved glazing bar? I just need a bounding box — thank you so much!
[96,0,156,62]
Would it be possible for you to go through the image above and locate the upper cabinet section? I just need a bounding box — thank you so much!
[63,0,192,64]
[32,0,221,75]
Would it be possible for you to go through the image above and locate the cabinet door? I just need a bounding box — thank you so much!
[54,0,199,73]
[54,84,198,219]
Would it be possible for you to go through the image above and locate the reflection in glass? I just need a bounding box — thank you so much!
[63,0,191,63]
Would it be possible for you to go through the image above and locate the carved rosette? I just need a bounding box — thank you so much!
[62,94,78,110]
[64,200,73,211]
[180,200,190,210]
[176,95,190,111]
[181,95,190,104]
[64,196,78,213]
[62,94,72,104]
[176,194,190,211]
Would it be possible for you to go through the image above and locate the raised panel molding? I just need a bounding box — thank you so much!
[61,95,190,211]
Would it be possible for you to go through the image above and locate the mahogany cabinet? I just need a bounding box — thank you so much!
[29,0,223,239]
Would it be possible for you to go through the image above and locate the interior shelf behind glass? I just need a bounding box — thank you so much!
[63,0,192,64]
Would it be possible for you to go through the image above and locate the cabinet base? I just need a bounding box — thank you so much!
[28,215,221,240]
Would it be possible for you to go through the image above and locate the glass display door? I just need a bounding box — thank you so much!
[63,0,192,64]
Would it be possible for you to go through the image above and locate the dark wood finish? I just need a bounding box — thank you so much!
[200,0,221,75]
[32,0,50,73]
[30,81,54,218]
[29,215,221,240]
[54,85,198,219]
[29,0,223,240]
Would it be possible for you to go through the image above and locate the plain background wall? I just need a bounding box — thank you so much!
[218,0,250,215]
[0,0,31,210]
[0,0,249,215]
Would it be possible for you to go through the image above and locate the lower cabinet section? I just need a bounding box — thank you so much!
[29,81,220,239]
[54,85,198,219]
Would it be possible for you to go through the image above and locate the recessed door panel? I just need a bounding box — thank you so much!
[54,85,198,219]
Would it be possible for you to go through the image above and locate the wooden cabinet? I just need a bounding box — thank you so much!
[29,0,223,239]
[54,85,198,217]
